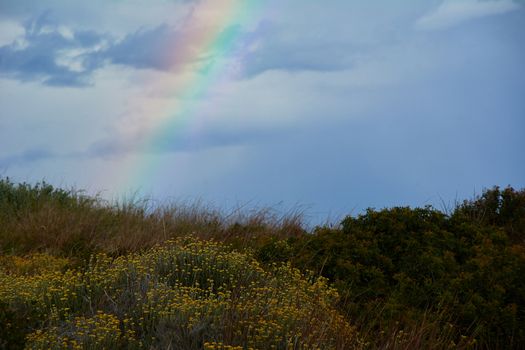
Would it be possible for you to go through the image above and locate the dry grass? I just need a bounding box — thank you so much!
[353,306,479,349]
[0,178,305,259]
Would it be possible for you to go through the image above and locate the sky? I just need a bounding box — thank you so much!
[1,0,524,223]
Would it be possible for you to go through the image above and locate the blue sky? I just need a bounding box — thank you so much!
[1,0,524,223]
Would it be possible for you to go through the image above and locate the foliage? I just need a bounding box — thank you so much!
[278,188,525,349]
[452,186,525,244]
[1,178,524,349]
[0,239,358,350]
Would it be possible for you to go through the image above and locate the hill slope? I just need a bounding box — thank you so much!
[1,178,524,349]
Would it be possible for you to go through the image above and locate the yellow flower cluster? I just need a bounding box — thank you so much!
[0,238,360,349]
[26,311,139,350]
[0,253,70,275]
[204,341,246,350]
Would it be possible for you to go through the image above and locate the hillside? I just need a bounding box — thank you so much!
[0,178,524,349]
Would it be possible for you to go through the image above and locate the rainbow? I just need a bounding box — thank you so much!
[108,0,264,194]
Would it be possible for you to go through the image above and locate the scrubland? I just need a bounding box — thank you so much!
[0,178,523,349]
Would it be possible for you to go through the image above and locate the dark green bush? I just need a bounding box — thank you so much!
[452,186,525,244]
[279,188,525,348]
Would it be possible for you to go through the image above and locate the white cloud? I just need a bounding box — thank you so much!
[416,0,520,30]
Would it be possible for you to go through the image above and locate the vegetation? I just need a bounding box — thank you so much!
[0,178,303,260]
[0,177,524,349]
[0,239,356,349]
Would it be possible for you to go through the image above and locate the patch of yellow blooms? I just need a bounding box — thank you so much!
[0,238,360,349]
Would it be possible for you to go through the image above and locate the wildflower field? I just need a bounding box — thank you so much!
[0,178,524,349]
[0,238,358,349]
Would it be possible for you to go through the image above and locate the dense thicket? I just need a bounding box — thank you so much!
[256,187,525,348]
[1,178,524,349]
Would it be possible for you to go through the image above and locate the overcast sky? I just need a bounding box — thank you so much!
[1,0,524,223]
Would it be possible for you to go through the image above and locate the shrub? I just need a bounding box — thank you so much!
[0,239,359,350]
[284,190,525,349]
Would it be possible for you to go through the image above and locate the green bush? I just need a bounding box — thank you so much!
[281,188,525,348]
[452,186,525,244]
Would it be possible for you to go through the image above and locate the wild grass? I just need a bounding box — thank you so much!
[0,178,303,260]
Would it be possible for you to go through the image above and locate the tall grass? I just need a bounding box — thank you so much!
[0,178,304,259]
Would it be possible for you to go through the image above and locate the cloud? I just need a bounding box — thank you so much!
[0,20,24,46]
[83,123,239,160]
[0,148,57,168]
[0,126,266,166]
[0,12,109,86]
[0,13,184,86]
[416,0,521,30]
[100,24,179,71]
[0,2,416,87]
[100,21,263,76]
[227,2,432,77]
[0,10,257,85]
[85,128,264,158]
[240,23,357,77]
[2,2,425,87]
